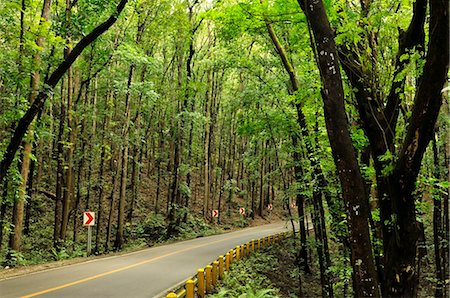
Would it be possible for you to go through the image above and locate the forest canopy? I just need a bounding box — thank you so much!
[0,0,448,297]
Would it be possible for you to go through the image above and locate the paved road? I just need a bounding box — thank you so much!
[0,222,291,298]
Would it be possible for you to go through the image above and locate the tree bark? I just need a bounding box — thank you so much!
[114,64,134,250]
[8,0,53,256]
[299,0,380,296]
[60,2,74,240]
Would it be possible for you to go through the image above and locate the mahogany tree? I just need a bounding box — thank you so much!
[297,0,380,296]
[336,0,449,295]
[299,0,449,296]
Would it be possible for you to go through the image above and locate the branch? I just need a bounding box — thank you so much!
[395,0,449,185]
[383,0,427,129]
[261,0,299,92]
[37,189,57,200]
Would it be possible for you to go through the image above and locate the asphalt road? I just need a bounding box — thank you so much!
[0,222,291,298]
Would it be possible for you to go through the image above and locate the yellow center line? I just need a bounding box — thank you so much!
[21,228,281,298]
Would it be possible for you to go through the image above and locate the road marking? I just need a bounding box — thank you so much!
[21,226,284,298]
[0,222,282,283]
[2,223,281,283]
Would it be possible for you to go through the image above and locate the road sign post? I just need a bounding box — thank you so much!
[83,212,95,256]
[87,226,92,256]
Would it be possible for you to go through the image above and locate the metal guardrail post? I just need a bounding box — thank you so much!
[225,252,230,271]
[246,242,250,256]
[258,238,261,250]
[241,244,245,257]
[229,249,234,264]
[262,236,265,247]
[205,265,212,294]
[236,246,240,261]
[251,239,255,252]
[212,261,219,286]
[197,268,205,297]
[219,255,224,279]
[186,280,194,298]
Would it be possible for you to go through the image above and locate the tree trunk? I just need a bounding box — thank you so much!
[292,136,311,273]
[203,70,212,218]
[54,80,65,247]
[94,124,107,253]
[9,0,53,256]
[114,65,134,250]
[299,0,380,296]
[23,158,35,236]
[432,133,444,297]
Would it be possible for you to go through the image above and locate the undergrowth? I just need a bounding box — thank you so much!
[210,250,282,298]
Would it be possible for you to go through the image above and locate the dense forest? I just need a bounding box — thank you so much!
[0,0,448,297]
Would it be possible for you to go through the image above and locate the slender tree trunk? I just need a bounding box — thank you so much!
[94,114,108,254]
[443,123,450,296]
[155,126,164,214]
[23,158,35,236]
[106,151,121,252]
[292,136,311,273]
[54,80,65,247]
[0,179,9,250]
[59,0,74,243]
[432,133,444,297]
[114,65,134,250]
[259,142,265,217]
[9,0,53,256]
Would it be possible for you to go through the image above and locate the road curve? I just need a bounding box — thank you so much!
[0,222,291,298]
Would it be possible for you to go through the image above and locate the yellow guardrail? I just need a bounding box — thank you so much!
[165,230,294,298]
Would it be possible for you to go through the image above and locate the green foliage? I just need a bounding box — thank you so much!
[3,250,26,267]
[211,252,281,298]
[329,253,352,295]
[136,213,166,244]
[378,150,395,176]
[135,213,221,245]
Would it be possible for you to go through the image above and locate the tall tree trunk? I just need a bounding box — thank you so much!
[155,125,164,214]
[106,150,121,252]
[9,0,53,256]
[259,141,265,217]
[54,80,65,247]
[114,65,134,250]
[94,111,109,254]
[379,3,448,295]
[127,67,146,224]
[203,70,212,218]
[0,179,9,250]
[443,119,450,296]
[432,133,444,298]
[59,0,74,243]
[23,158,35,236]
[299,0,380,296]
[292,136,311,273]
